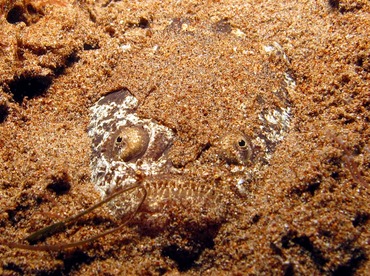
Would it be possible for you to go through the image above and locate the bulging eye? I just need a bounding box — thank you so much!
[219,131,253,165]
[113,126,149,162]
[237,138,247,148]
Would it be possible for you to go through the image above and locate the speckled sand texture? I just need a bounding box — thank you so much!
[0,0,369,275]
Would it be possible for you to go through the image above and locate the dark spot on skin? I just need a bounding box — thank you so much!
[258,132,276,153]
[116,136,123,143]
[212,19,232,33]
[144,131,173,161]
[97,88,132,106]
[169,18,182,30]
[91,134,103,149]
[168,18,191,32]
[274,86,291,106]
[257,94,265,105]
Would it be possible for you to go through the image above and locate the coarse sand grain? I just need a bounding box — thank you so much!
[0,0,369,274]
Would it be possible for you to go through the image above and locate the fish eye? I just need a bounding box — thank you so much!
[113,126,149,162]
[219,131,253,165]
[238,139,246,148]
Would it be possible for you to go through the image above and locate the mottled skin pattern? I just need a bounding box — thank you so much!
[0,1,369,274]
[89,89,226,228]
[88,27,296,229]
[88,89,175,199]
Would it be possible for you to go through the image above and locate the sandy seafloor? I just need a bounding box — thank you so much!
[0,0,369,275]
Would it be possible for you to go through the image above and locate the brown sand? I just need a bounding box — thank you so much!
[0,0,369,275]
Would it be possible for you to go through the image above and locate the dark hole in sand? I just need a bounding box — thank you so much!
[138,17,150,29]
[162,244,203,272]
[8,75,53,103]
[0,104,9,123]
[328,0,339,9]
[83,43,99,50]
[3,262,24,275]
[6,6,27,24]
[282,231,328,269]
[57,250,94,275]
[47,178,71,195]
[332,248,366,276]
[54,53,80,76]
[26,4,37,14]
[161,229,217,272]
[352,212,369,227]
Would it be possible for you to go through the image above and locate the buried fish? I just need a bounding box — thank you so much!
[1,28,296,250]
